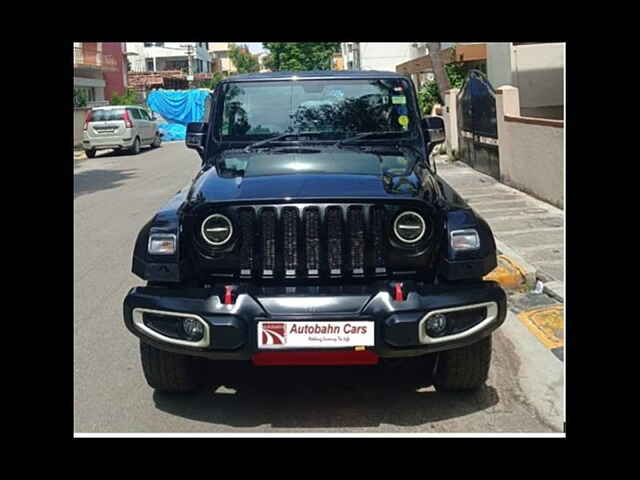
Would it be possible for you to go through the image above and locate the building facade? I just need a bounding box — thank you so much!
[125,43,212,75]
[340,42,427,72]
[486,42,564,120]
[74,42,127,106]
[208,43,237,76]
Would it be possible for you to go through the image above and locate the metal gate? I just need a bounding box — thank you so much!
[457,70,500,179]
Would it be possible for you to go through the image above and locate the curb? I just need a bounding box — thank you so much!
[494,239,537,288]
[543,281,564,302]
[484,255,528,290]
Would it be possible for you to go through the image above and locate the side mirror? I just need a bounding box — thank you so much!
[186,122,207,159]
[422,116,445,145]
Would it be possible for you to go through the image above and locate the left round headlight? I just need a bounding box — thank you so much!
[201,214,233,246]
[394,211,427,244]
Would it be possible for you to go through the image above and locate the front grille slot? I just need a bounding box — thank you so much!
[371,206,387,274]
[303,207,321,277]
[238,208,255,277]
[282,207,299,277]
[326,207,343,276]
[261,208,277,277]
[347,206,365,276]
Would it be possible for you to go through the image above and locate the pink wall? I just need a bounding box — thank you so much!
[102,42,127,100]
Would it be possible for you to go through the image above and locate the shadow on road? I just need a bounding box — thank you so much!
[152,358,499,429]
[74,168,138,199]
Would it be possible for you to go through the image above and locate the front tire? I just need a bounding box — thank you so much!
[433,336,492,392]
[139,341,204,393]
[152,133,162,148]
[85,149,96,158]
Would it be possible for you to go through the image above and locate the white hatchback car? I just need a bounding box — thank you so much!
[82,105,162,157]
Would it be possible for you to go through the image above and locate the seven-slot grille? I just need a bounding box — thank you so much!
[233,204,389,279]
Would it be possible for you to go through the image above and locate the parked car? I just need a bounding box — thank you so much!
[82,105,162,158]
[123,70,506,394]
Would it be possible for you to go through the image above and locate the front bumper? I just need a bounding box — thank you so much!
[123,280,506,362]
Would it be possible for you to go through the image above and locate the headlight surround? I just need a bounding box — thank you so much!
[147,233,177,255]
[393,211,427,244]
[450,229,480,251]
[201,214,233,246]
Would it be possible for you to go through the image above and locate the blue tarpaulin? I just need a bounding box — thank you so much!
[147,89,210,141]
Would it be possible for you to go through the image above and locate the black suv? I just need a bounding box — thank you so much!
[123,70,506,393]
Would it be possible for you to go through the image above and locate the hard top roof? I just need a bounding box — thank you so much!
[221,70,410,82]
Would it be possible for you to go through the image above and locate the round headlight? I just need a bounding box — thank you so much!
[201,214,233,246]
[393,211,427,244]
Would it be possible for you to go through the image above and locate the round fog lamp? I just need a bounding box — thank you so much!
[426,313,447,337]
[182,317,204,341]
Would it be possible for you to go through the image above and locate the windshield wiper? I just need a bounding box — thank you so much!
[244,132,326,153]
[335,131,405,147]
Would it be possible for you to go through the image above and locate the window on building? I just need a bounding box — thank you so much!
[154,42,164,47]
[146,59,154,71]
[144,42,152,47]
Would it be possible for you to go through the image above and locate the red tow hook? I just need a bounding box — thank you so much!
[223,285,235,305]
[394,282,405,301]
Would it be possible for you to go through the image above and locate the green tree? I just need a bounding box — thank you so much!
[262,43,340,71]
[229,44,260,74]
[209,72,225,89]
[110,88,142,105]
[74,88,87,107]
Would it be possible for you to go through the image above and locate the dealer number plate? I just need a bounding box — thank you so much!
[257,321,375,349]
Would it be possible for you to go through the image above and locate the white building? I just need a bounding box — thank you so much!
[125,42,212,74]
[486,42,564,119]
[208,43,237,75]
[340,42,427,72]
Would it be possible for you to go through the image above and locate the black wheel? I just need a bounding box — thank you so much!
[433,336,492,392]
[139,341,204,393]
[151,133,162,148]
[85,149,96,158]
[129,137,141,155]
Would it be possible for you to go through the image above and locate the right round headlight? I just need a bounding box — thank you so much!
[393,211,427,244]
[201,214,233,246]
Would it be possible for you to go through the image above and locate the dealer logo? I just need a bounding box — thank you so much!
[261,323,287,346]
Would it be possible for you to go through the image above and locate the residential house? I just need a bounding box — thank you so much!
[395,43,487,89]
[209,43,237,76]
[125,42,212,75]
[340,42,426,72]
[73,42,128,148]
[74,42,126,106]
[486,42,564,120]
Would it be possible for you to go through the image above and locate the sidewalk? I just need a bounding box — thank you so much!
[435,155,564,301]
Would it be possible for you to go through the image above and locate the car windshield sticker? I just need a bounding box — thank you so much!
[392,96,407,105]
[398,115,409,127]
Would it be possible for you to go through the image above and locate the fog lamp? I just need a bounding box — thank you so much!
[182,317,204,341]
[425,313,447,337]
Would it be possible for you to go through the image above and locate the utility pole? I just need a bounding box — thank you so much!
[181,43,194,75]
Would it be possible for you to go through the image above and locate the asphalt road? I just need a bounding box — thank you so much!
[74,142,563,434]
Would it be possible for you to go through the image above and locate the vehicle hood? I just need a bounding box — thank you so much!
[187,167,434,205]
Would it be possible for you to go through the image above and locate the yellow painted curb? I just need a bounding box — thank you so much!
[517,304,564,349]
[483,255,526,289]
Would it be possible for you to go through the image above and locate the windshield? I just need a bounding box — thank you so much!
[217,78,418,142]
[90,109,126,122]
